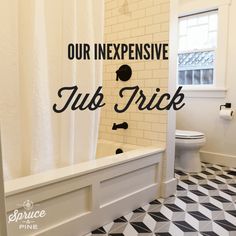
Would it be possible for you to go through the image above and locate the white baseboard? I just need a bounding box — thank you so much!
[200,151,236,167]
[161,178,177,198]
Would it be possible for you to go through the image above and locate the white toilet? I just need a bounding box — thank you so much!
[175,130,206,173]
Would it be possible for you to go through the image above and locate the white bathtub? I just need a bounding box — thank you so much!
[5,140,164,236]
[96,140,140,159]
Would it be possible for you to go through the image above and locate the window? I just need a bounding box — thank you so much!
[178,10,218,86]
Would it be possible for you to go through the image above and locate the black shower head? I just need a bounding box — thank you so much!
[116,64,132,81]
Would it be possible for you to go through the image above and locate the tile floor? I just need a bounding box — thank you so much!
[86,162,236,236]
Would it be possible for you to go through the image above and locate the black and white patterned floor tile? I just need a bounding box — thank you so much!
[86,163,236,236]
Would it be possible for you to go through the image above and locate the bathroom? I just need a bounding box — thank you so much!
[0,0,236,235]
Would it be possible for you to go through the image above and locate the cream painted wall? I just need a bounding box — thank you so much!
[177,0,236,157]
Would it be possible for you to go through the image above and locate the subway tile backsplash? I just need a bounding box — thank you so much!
[99,0,170,148]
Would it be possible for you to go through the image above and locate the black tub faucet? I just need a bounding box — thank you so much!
[112,122,128,130]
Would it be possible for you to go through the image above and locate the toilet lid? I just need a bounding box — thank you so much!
[176,130,205,139]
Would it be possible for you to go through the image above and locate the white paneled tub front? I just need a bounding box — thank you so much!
[5,140,164,236]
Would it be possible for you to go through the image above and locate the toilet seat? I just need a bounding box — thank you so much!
[176,130,205,140]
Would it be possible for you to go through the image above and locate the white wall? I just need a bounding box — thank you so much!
[177,0,236,158]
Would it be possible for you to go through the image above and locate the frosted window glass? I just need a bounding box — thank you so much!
[193,70,201,84]
[179,71,185,85]
[179,20,187,35]
[187,25,208,50]
[208,32,217,48]
[188,18,198,26]
[178,11,218,52]
[179,36,187,50]
[186,70,193,84]
[209,14,218,31]
[198,15,208,24]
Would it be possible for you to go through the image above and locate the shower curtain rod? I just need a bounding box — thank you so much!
[179,8,218,19]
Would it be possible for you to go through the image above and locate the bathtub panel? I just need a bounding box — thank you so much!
[100,165,157,206]
[7,186,91,236]
[37,186,91,224]
[6,174,92,212]
[96,152,161,183]
[5,141,165,236]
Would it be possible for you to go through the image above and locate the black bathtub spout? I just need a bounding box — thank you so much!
[112,122,128,130]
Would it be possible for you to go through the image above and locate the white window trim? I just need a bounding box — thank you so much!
[178,0,232,98]
[181,87,227,98]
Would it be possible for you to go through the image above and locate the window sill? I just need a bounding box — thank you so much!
[181,87,227,98]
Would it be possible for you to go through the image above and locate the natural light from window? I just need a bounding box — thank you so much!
[178,10,218,86]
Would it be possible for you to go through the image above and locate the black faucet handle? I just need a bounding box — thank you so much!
[122,122,128,129]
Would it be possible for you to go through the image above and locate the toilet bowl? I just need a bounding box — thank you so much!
[175,130,206,173]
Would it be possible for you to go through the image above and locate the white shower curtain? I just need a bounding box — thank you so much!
[0,0,104,180]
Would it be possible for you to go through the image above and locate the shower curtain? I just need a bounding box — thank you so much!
[0,0,104,180]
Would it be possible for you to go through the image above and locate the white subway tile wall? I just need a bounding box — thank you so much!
[99,0,170,147]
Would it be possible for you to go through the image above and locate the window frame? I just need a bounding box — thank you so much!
[177,0,231,98]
